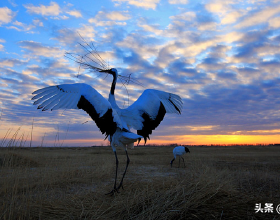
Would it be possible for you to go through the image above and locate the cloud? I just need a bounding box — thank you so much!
[154,44,178,69]
[138,19,163,35]
[0,7,15,25]
[33,19,44,27]
[269,16,280,28]
[116,33,162,60]
[0,39,4,51]
[0,58,26,67]
[88,11,130,27]
[216,71,237,80]
[52,15,69,20]
[77,25,95,40]
[169,11,196,23]
[51,28,80,46]
[8,0,18,7]
[18,41,64,58]
[113,0,160,10]
[100,27,128,45]
[167,59,197,77]
[205,0,236,19]
[23,2,83,20]
[221,11,242,24]
[25,59,75,80]
[53,25,96,47]
[24,2,61,16]
[205,1,245,26]
[230,30,280,66]
[169,0,188,4]
[197,57,225,71]
[218,31,244,44]
[236,4,280,29]
[66,9,82,18]
[7,20,35,32]
[91,20,127,27]
[205,1,228,13]
[179,80,280,135]
[167,9,217,36]
[107,11,130,20]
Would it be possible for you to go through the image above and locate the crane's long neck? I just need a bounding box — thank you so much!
[110,73,117,95]
[109,72,119,109]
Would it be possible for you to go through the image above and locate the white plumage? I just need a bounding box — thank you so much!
[170,146,190,167]
[32,68,183,194]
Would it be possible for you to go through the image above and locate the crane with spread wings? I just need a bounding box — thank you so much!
[31,42,183,194]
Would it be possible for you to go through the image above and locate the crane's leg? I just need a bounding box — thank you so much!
[181,157,186,168]
[117,150,130,190]
[170,158,175,167]
[178,156,181,168]
[106,151,119,195]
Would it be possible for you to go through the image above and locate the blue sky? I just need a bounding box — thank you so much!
[1,0,280,146]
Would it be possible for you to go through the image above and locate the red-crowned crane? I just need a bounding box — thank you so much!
[32,67,183,194]
[170,146,190,168]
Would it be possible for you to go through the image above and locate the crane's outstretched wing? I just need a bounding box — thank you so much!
[32,83,121,138]
[123,89,183,143]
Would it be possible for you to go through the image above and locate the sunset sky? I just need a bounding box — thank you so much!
[1,0,280,147]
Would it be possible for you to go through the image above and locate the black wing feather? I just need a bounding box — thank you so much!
[137,102,166,144]
[77,95,117,139]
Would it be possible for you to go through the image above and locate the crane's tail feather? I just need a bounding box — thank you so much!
[121,130,143,144]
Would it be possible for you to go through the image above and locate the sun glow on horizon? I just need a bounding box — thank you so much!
[146,134,280,146]
[71,134,280,147]
[1,123,280,147]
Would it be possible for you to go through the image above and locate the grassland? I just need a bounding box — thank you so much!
[0,145,280,219]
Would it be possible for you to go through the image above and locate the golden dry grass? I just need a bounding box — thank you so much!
[0,145,280,219]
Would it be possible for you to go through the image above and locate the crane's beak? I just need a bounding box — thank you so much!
[99,69,112,74]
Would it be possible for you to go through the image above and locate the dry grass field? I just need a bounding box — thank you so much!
[0,145,280,219]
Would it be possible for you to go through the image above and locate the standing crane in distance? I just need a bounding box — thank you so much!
[31,44,183,194]
[170,146,190,168]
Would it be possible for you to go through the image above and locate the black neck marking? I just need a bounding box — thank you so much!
[110,73,117,95]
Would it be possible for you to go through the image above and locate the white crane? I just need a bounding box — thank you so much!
[170,146,190,168]
[32,50,182,194]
